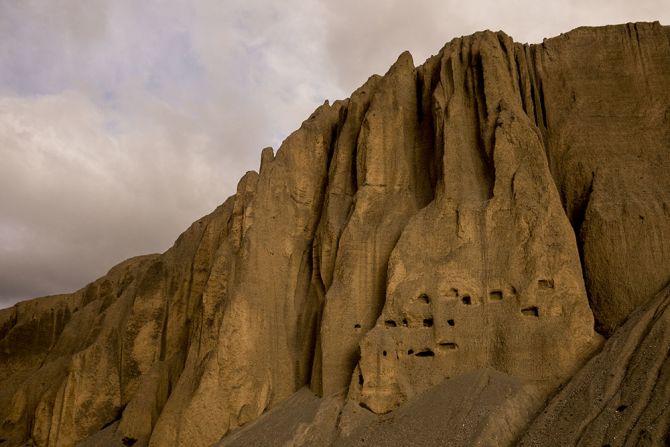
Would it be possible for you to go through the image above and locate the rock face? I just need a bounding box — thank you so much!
[533,24,670,335]
[352,32,600,414]
[1,22,669,447]
[519,284,670,446]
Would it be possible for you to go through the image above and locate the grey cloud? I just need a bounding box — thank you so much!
[0,92,225,306]
[0,0,338,308]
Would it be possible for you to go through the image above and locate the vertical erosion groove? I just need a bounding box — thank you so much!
[471,50,495,199]
[304,107,347,390]
[415,70,425,123]
[317,51,440,395]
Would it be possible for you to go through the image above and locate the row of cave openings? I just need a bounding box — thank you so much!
[366,278,555,359]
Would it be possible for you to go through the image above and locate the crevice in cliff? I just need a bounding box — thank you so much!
[569,174,607,335]
[528,71,540,128]
[471,50,496,199]
[186,230,208,351]
[100,406,124,430]
[297,244,320,391]
[314,104,349,292]
[118,323,126,408]
[524,45,548,137]
[306,109,348,386]
[569,174,595,234]
[416,59,442,201]
[306,101,355,394]
[514,51,528,116]
[159,294,169,362]
[0,308,18,341]
[416,70,425,123]
[537,82,549,130]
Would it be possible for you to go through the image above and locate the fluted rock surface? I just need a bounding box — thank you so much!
[351,32,600,414]
[0,22,668,447]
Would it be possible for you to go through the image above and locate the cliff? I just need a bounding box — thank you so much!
[1,22,669,447]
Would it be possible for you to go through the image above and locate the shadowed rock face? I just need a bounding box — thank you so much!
[519,284,670,446]
[0,22,669,447]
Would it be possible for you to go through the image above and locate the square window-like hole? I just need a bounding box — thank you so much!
[538,279,554,289]
[521,306,539,317]
[461,295,472,305]
[489,290,503,301]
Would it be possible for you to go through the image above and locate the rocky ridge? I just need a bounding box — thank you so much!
[0,22,669,446]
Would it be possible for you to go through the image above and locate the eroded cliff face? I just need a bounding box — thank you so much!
[519,283,670,446]
[1,22,669,447]
[349,32,602,413]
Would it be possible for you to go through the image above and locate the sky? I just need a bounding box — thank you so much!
[1,0,668,308]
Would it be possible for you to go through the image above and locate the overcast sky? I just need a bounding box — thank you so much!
[1,1,668,308]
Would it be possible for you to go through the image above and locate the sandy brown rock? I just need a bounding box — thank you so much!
[308,75,380,395]
[318,51,436,395]
[519,283,670,446]
[535,22,670,334]
[353,31,601,415]
[0,254,158,446]
[148,100,346,447]
[0,198,232,446]
[0,22,669,447]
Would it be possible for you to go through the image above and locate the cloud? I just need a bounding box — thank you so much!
[0,91,222,304]
[0,0,340,306]
[0,0,668,307]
